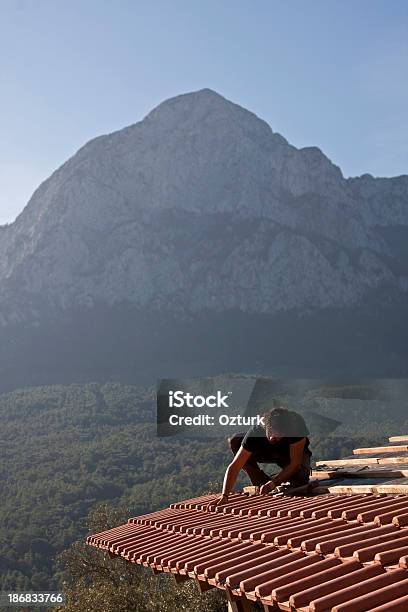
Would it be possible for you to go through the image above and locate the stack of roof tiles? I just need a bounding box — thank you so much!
[87,437,408,611]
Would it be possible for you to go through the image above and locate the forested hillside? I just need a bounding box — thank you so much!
[0,381,402,592]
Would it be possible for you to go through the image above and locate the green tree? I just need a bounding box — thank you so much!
[56,503,227,612]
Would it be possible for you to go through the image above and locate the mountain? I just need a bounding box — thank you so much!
[0,88,407,389]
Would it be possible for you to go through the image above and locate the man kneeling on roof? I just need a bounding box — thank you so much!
[210,407,312,507]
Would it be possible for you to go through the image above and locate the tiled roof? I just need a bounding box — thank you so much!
[87,491,408,611]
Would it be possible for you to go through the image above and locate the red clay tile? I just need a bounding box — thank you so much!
[261,499,310,518]
[161,539,229,569]
[375,509,408,526]
[353,533,408,563]
[367,593,408,611]
[335,528,402,559]
[316,524,396,555]
[218,516,275,538]
[312,496,370,519]
[247,516,307,541]
[216,547,292,583]
[302,523,370,552]
[87,491,408,612]
[238,550,307,592]
[86,523,134,546]
[194,545,262,576]
[254,555,339,598]
[299,495,369,519]
[327,497,381,519]
[357,499,408,523]
[184,542,262,574]
[287,559,365,608]
[189,544,254,577]
[392,513,408,527]
[310,567,408,611]
[234,496,300,515]
[136,534,190,563]
[272,557,356,603]
[175,540,241,570]
[201,545,288,580]
[155,538,228,567]
[261,517,340,544]
[332,575,408,612]
[375,546,408,566]
[341,497,405,521]
[274,497,322,516]
[287,521,349,549]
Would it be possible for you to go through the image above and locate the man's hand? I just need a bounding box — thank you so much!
[259,479,277,495]
[205,493,229,511]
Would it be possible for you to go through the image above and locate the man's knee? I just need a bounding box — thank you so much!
[289,470,310,487]
[289,458,311,487]
[228,433,245,455]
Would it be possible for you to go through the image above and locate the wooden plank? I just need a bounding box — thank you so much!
[242,485,259,495]
[316,458,379,467]
[312,470,340,479]
[378,456,408,465]
[348,468,408,478]
[375,483,408,494]
[313,467,408,479]
[328,483,383,494]
[313,466,368,478]
[389,436,408,443]
[329,478,408,495]
[353,445,408,455]
[312,467,408,480]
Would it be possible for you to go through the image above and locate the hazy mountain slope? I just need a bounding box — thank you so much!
[0,88,406,386]
[0,89,407,323]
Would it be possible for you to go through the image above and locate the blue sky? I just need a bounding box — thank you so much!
[0,0,407,224]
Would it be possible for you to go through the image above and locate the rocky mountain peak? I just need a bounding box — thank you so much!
[0,89,407,327]
[143,88,275,136]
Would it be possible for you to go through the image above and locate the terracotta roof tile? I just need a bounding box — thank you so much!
[311,568,407,611]
[287,559,365,608]
[392,512,408,527]
[353,533,408,563]
[341,498,406,521]
[334,529,403,559]
[366,593,408,611]
[86,491,408,611]
[357,498,408,523]
[375,547,408,566]
[332,574,408,612]
[272,558,354,603]
[315,524,395,555]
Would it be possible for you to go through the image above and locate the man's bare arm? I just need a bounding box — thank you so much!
[206,446,252,508]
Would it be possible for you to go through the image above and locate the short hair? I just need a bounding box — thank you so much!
[262,407,309,437]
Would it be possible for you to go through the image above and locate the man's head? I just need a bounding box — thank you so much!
[262,406,308,442]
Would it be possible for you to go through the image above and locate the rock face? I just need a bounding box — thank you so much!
[0,88,407,389]
[0,88,407,327]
